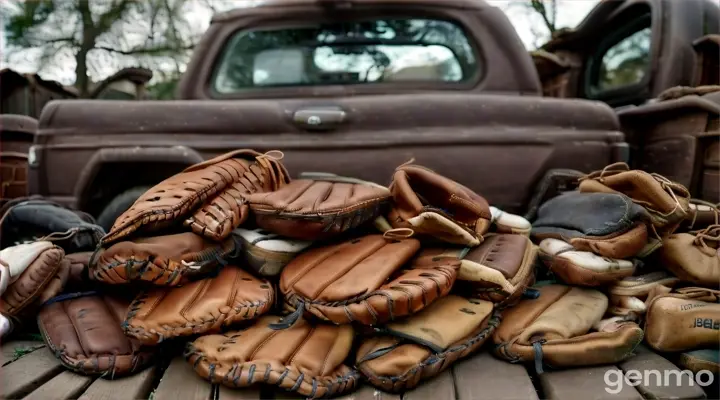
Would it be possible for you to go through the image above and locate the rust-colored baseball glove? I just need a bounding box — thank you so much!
[101,149,289,245]
[185,315,359,399]
[538,238,636,286]
[244,177,391,241]
[356,295,499,392]
[38,292,155,377]
[275,235,458,328]
[90,232,239,286]
[124,265,274,344]
[387,163,492,246]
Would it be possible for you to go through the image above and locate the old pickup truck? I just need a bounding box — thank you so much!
[28,0,718,233]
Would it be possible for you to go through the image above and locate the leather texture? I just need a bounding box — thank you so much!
[38,292,155,377]
[278,235,457,326]
[681,201,719,231]
[678,349,719,374]
[490,206,532,236]
[233,228,313,277]
[388,164,492,246]
[102,150,289,245]
[493,284,644,370]
[91,232,239,286]
[607,272,679,319]
[644,288,720,352]
[660,225,720,287]
[453,234,537,306]
[579,163,691,235]
[64,252,94,289]
[0,241,64,317]
[531,191,650,259]
[185,315,359,399]
[356,295,499,392]
[124,265,274,344]
[538,238,635,286]
[245,179,390,241]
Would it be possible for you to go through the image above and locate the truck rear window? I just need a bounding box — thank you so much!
[212,18,479,92]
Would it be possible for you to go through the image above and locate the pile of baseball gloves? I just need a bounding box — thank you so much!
[0,150,717,398]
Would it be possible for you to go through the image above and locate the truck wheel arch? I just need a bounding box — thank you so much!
[73,146,204,216]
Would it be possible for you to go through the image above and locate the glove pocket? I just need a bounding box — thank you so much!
[644,290,720,352]
[123,265,274,345]
[356,295,499,392]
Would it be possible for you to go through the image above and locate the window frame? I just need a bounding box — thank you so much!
[206,14,484,98]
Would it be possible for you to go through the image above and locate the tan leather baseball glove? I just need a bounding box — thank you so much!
[644,287,720,353]
[276,235,458,328]
[244,177,390,241]
[387,163,492,246]
[185,315,359,399]
[102,149,289,245]
[90,232,239,286]
[493,284,644,373]
[38,292,155,377]
[538,238,636,286]
[124,265,274,344]
[232,227,313,277]
[356,295,499,392]
[660,224,720,287]
[607,271,679,319]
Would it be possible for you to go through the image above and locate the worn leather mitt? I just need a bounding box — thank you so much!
[91,232,239,286]
[38,292,155,377]
[531,191,650,259]
[538,238,636,286]
[185,315,359,399]
[493,284,644,373]
[0,241,64,317]
[232,228,313,277]
[244,177,390,241]
[63,252,94,290]
[644,287,720,353]
[356,295,499,392]
[607,272,680,319]
[124,265,274,344]
[660,224,720,287]
[579,162,690,235]
[388,163,492,246]
[102,149,289,245]
[276,235,458,327]
[490,206,532,236]
[0,198,103,252]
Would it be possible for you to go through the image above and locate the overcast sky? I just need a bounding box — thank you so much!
[1,0,600,85]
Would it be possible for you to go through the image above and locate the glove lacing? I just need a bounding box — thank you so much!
[692,224,720,251]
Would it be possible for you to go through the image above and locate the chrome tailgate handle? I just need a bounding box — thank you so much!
[293,107,346,131]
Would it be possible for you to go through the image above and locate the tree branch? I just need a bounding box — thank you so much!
[94,43,194,55]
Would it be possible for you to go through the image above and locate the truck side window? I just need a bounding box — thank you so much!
[596,27,652,91]
[211,18,479,93]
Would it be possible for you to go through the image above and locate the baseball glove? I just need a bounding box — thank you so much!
[0,241,64,317]
[538,238,636,286]
[124,265,274,344]
[276,235,458,328]
[356,295,499,392]
[102,149,289,245]
[185,315,359,399]
[38,292,155,377]
[63,252,94,290]
[490,207,532,236]
[493,284,644,373]
[232,228,313,277]
[607,271,679,319]
[531,192,650,259]
[387,163,492,246]
[644,287,720,353]
[90,232,239,286]
[244,177,390,241]
[659,224,720,287]
[578,162,690,235]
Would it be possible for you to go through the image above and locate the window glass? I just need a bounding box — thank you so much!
[596,27,651,91]
[212,18,479,92]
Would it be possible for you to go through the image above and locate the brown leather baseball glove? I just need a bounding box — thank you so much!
[123,265,274,344]
[356,295,499,392]
[387,163,492,246]
[38,292,155,377]
[644,287,720,353]
[244,177,391,241]
[185,315,359,399]
[538,238,636,286]
[275,235,458,328]
[660,224,720,287]
[90,232,239,286]
[493,284,644,373]
[101,149,289,245]
[607,271,679,319]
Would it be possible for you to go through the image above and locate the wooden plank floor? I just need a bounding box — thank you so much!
[0,339,713,400]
